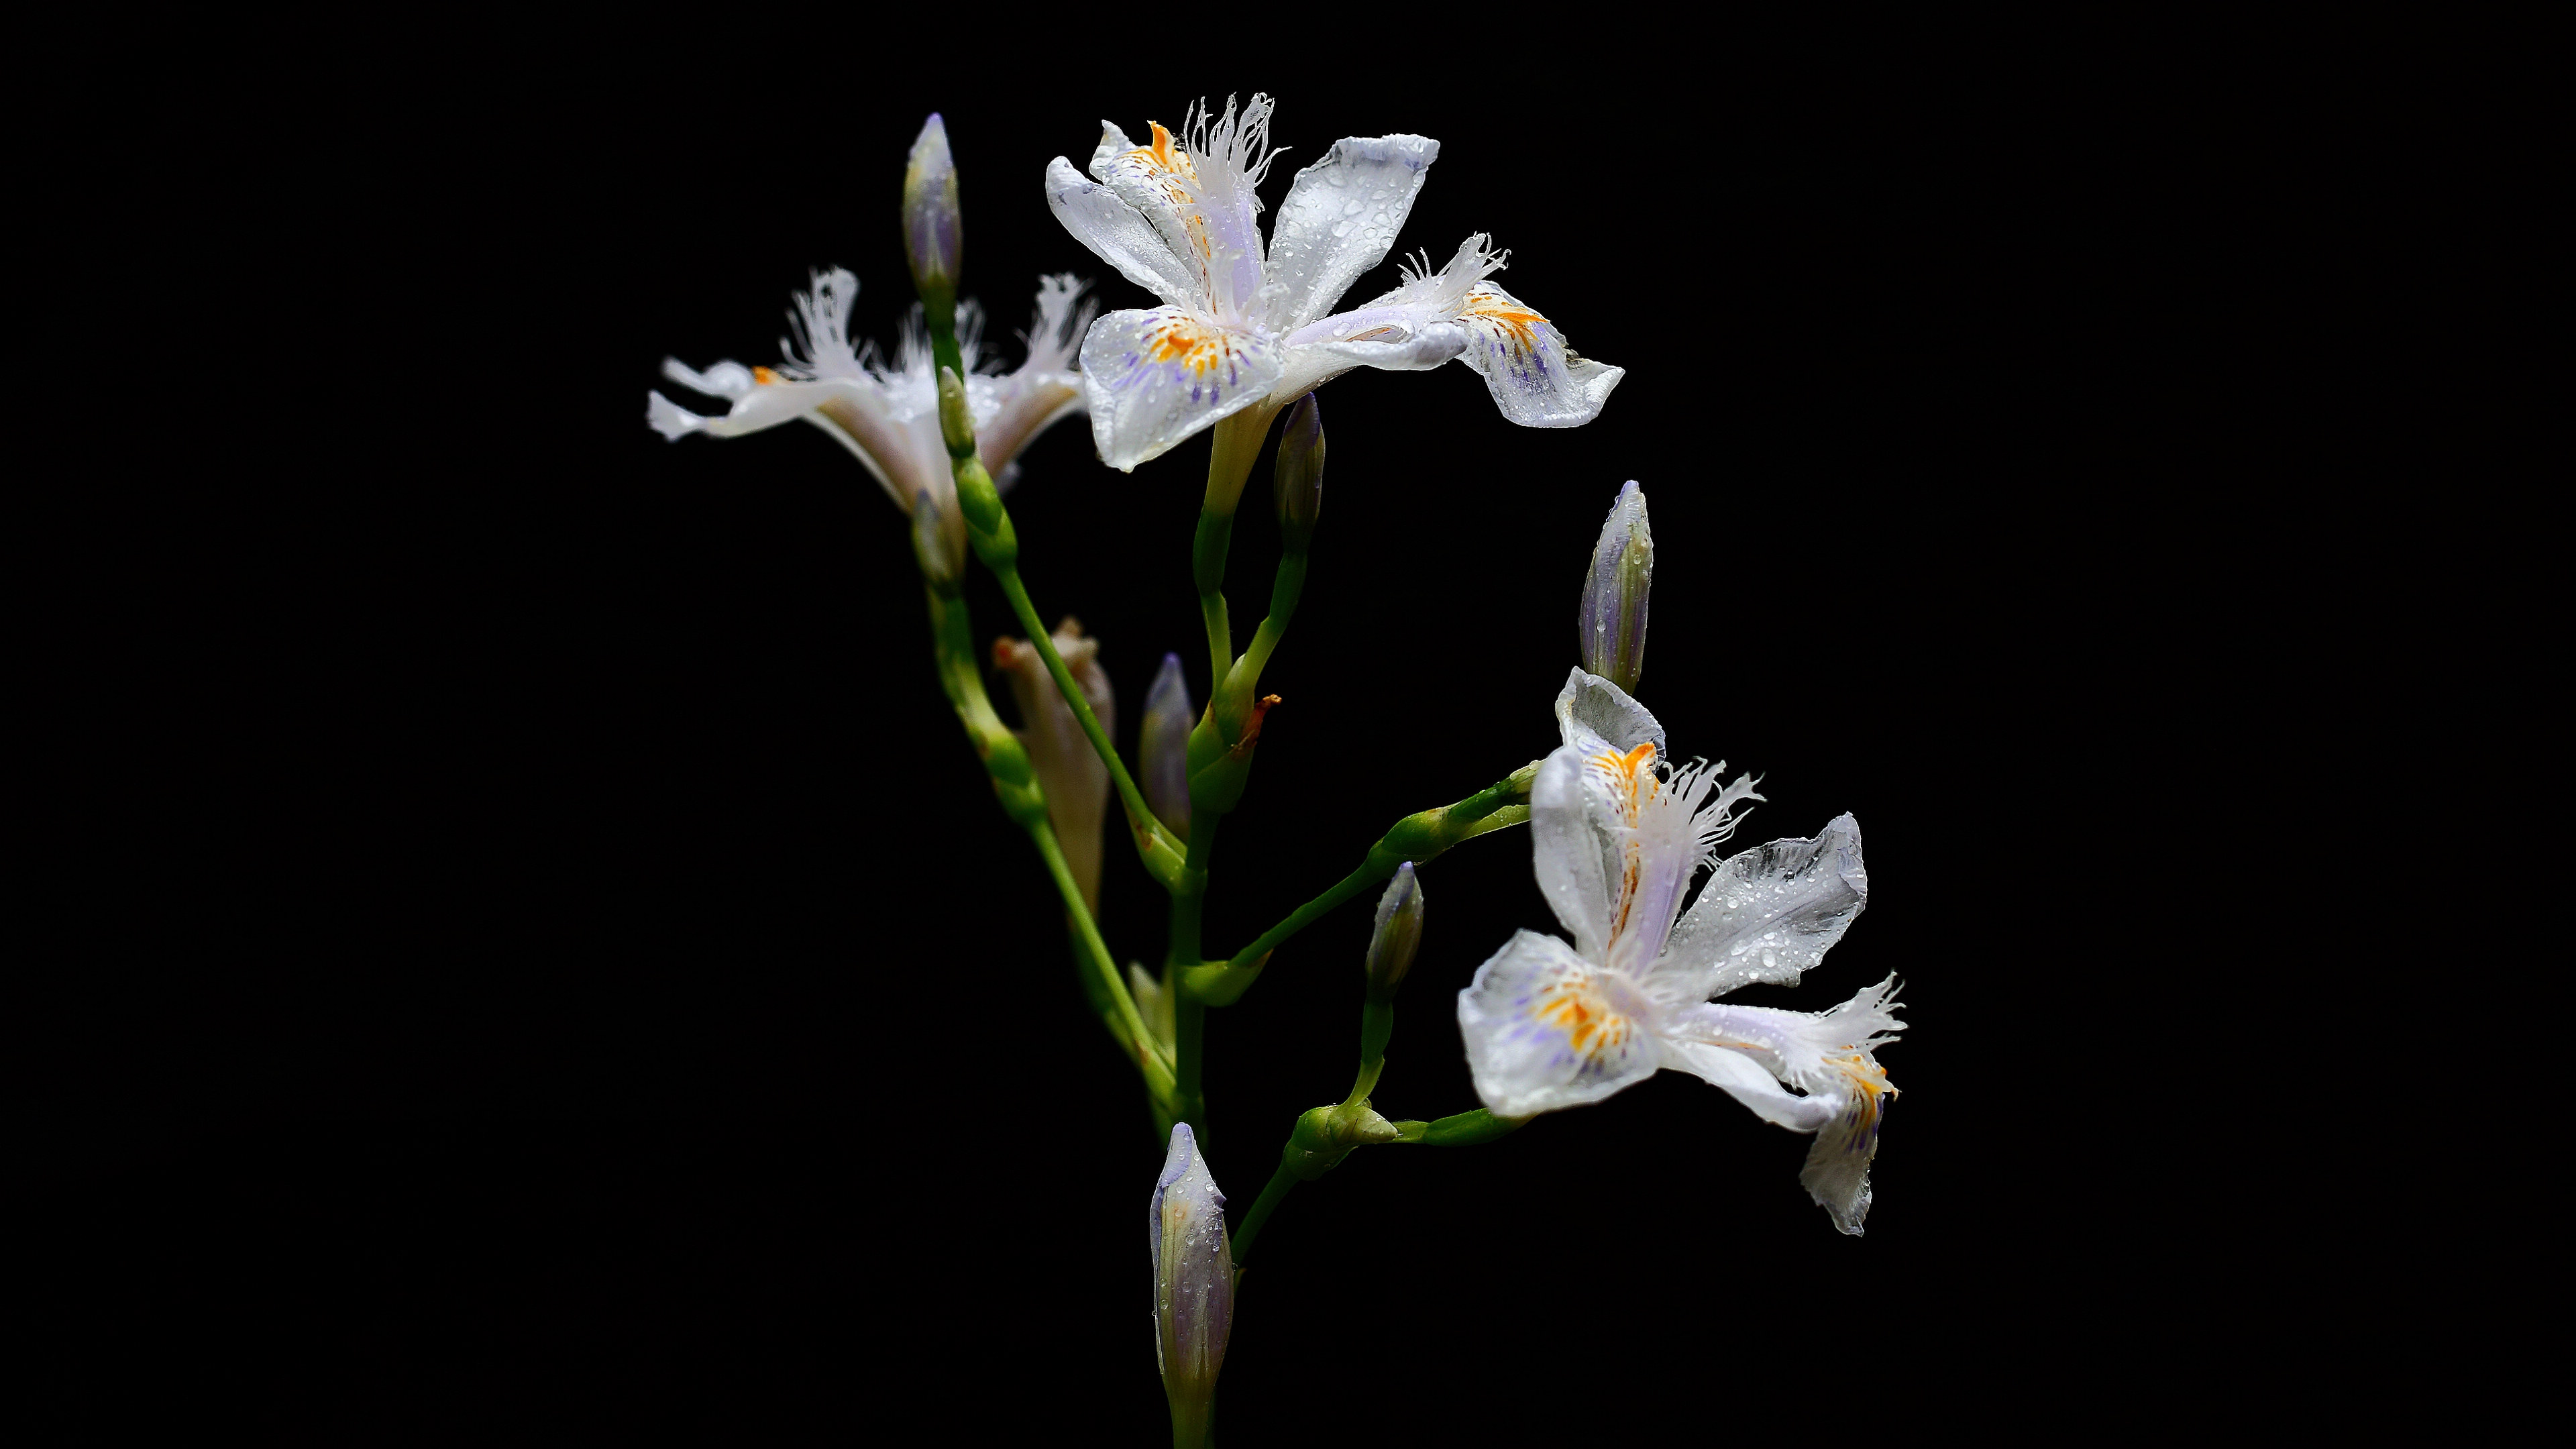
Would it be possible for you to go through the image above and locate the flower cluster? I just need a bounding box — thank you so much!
[647,96,1907,1449]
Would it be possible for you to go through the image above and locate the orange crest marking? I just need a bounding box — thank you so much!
[1462,286,1552,351]
[1532,975,1633,1060]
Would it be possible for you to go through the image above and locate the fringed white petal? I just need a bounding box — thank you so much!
[1078,307,1282,472]
[1046,156,1205,311]
[1457,930,1662,1117]
[1262,133,1440,331]
[1662,814,1868,997]
[1452,281,1623,428]
[1553,667,1665,758]
[661,357,756,400]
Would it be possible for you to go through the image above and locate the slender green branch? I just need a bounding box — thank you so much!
[1029,816,1177,1098]
[1192,508,1235,694]
[1389,1110,1527,1147]
[1179,761,1544,1004]
[1228,1158,1300,1271]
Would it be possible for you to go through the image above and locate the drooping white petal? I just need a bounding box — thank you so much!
[1262,133,1440,331]
[1458,930,1662,1117]
[1452,280,1623,428]
[1661,814,1868,997]
[1046,156,1205,311]
[1079,307,1283,472]
[1528,748,1615,963]
[1657,1038,1839,1131]
[1799,1081,1888,1236]
[1554,667,1666,758]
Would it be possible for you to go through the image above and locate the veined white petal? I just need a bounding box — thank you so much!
[1270,323,1467,401]
[1087,121,1213,309]
[1452,280,1623,428]
[1079,307,1282,472]
[1457,930,1661,1117]
[1046,156,1205,311]
[1263,133,1440,332]
[1662,814,1868,997]
[1554,667,1665,758]
[1529,747,1615,963]
[1670,979,1904,1099]
[1657,1038,1839,1131]
[651,373,861,440]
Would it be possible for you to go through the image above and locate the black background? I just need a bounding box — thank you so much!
[52,32,2282,1442]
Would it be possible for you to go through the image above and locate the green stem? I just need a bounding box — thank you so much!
[1167,812,1221,1130]
[1228,1158,1300,1271]
[1192,508,1235,694]
[1390,1110,1526,1147]
[1193,763,1544,991]
[916,526,1168,1103]
[1028,816,1177,1099]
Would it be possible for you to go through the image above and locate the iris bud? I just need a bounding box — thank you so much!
[1578,480,1653,694]
[1150,1124,1233,1449]
[1364,863,1424,1005]
[1140,653,1195,842]
[902,113,961,310]
[1271,392,1324,552]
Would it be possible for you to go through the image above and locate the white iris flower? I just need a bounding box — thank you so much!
[1457,669,1903,1234]
[648,270,1094,567]
[1046,95,1624,472]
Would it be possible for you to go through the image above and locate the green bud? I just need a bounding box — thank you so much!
[902,113,961,309]
[1271,392,1324,551]
[937,366,977,460]
[1364,862,1424,1004]
[1578,480,1652,694]
[1282,1101,1400,1182]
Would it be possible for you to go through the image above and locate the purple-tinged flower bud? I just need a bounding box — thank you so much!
[1150,1123,1232,1448]
[902,113,961,307]
[1141,652,1195,842]
[1364,863,1425,1004]
[1272,392,1324,551]
[1578,480,1652,694]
